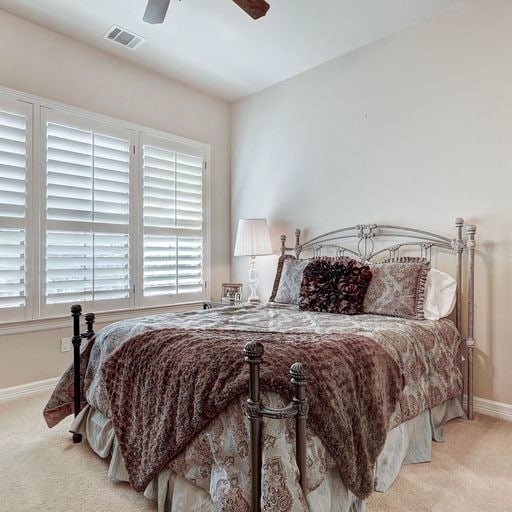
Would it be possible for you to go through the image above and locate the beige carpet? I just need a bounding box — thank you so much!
[1,391,511,512]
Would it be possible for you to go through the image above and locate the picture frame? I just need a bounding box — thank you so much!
[221,283,243,304]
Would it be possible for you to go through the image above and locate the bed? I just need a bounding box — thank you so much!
[43,218,477,512]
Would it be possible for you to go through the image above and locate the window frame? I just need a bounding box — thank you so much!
[39,107,138,318]
[0,85,211,324]
[0,94,34,322]
[138,132,207,309]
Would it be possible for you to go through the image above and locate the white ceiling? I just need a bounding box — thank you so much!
[0,0,460,101]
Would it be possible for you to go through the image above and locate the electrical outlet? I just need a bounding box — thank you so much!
[61,337,72,353]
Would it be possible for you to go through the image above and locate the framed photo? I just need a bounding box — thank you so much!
[221,283,243,304]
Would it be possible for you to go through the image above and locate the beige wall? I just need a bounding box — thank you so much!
[0,10,230,389]
[231,0,512,405]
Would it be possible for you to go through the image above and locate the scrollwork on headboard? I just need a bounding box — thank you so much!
[282,222,459,263]
[279,217,477,421]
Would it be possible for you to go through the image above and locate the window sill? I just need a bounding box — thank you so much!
[0,301,206,337]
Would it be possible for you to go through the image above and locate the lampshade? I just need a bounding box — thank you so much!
[234,219,273,257]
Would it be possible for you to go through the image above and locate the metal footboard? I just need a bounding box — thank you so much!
[244,341,309,512]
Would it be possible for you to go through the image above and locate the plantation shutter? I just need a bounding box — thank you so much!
[42,109,133,315]
[141,135,204,305]
[0,97,31,321]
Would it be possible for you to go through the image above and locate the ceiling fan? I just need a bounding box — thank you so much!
[143,0,270,24]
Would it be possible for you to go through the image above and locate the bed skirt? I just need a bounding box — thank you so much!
[70,398,464,512]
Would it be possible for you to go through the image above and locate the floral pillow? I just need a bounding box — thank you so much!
[274,258,310,304]
[363,257,430,320]
[269,255,298,302]
[299,257,372,314]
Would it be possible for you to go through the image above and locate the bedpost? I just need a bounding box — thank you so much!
[84,312,96,339]
[466,224,476,420]
[290,363,309,493]
[71,304,83,443]
[280,235,287,257]
[295,229,302,258]
[454,217,464,333]
[244,341,264,512]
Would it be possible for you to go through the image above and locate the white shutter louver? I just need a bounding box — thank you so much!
[47,124,130,224]
[0,228,26,308]
[142,137,204,303]
[176,153,203,230]
[0,110,27,219]
[93,233,130,300]
[43,110,132,313]
[0,104,29,317]
[143,235,177,296]
[45,231,130,305]
[46,231,93,304]
[46,123,93,222]
[177,236,202,294]
[93,134,130,225]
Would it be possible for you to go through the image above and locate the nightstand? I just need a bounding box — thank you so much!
[203,301,243,310]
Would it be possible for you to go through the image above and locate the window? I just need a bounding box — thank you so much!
[0,89,208,323]
[141,135,204,306]
[41,109,134,316]
[0,97,32,321]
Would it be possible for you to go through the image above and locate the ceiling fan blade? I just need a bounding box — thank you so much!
[143,0,171,24]
[232,0,270,20]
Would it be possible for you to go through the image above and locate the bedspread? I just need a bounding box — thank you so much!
[103,327,402,498]
[44,304,463,511]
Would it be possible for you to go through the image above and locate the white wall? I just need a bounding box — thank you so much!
[0,9,230,389]
[231,0,512,405]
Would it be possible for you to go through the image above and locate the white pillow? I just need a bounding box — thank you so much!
[423,268,457,321]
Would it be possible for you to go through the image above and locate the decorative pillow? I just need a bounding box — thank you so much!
[269,255,297,302]
[274,258,310,304]
[363,257,430,320]
[423,268,457,321]
[299,257,372,315]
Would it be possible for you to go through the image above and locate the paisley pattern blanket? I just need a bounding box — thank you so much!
[44,304,463,510]
[102,327,403,498]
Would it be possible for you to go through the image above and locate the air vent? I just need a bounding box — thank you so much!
[104,25,146,51]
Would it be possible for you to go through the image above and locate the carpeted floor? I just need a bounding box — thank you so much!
[1,391,511,512]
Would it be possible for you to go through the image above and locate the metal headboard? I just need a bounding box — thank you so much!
[279,217,477,420]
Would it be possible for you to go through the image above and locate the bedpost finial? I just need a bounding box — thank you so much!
[71,304,82,315]
[295,229,301,248]
[466,224,476,236]
[244,341,264,363]
[290,362,309,384]
[455,217,464,227]
[85,313,95,333]
[280,235,287,256]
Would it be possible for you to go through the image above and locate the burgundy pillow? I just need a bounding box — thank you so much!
[299,257,372,314]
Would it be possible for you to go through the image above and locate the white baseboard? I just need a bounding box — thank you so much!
[0,377,59,403]
[464,396,512,422]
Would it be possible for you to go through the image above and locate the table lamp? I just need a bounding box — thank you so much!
[234,218,273,303]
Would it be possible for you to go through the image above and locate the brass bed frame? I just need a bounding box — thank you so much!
[68,217,477,511]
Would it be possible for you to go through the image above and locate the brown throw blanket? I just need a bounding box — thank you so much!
[102,327,404,499]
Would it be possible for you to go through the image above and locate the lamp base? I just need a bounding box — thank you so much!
[247,256,260,305]
[247,294,260,305]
